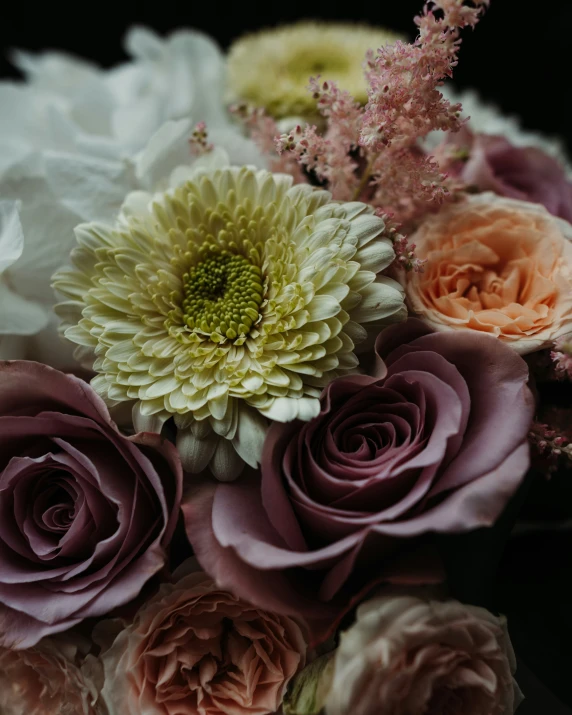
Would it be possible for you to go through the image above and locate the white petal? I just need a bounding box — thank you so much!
[210,438,245,482]
[307,294,342,321]
[208,127,266,168]
[6,188,80,304]
[45,151,135,222]
[259,396,320,423]
[233,406,268,468]
[352,278,406,323]
[11,49,99,94]
[111,96,165,153]
[135,118,193,190]
[132,402,169,434]
[169,147,231,190]
[177,424,218,473]
[120,190,153,219]
[0,84,43,150]
[0,141,31,175]
[347,214,386,247]
[167,30,228,127]
[344,320,368,345]
[68,76,116,138]
[295,397,322,422]
[0,200,24,273]
[124,26,164,60]
[328,201,369,221]
[355,238,395,273]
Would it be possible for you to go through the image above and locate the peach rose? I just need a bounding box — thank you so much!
[405,193,572,353]
[325,594,522,715]
[0,635,103,714]
[100,560,308,715]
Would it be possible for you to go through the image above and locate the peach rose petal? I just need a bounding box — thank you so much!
[405,192,572,353]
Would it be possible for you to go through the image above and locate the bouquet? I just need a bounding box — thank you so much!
[0,0,571,712]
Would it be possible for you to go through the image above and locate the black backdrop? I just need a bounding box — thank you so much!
[2,1,572,713]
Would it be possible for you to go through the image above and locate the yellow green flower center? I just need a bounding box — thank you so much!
[285,48,349,79]
[182,248,264,342]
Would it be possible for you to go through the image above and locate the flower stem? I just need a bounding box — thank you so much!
[353,155,377,201]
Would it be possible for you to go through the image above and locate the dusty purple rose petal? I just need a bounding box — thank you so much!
[184,320,534,620]
[0,361,182,649]
[460,133,572,221]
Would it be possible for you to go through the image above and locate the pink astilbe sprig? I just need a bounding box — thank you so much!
[529,420,572,476]
[374,209,426,273]
[357,0,489,219]
[273,0,489,223]
[551,335,572,380]
[276,78,364,200]
[369,147,458,222]
[230,103,306,182]
[189,121,213,156]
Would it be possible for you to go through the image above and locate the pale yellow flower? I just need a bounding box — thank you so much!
[227,22,402,119]
[54,166,405,479]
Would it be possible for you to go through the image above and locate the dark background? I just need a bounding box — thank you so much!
[2,1,572,712]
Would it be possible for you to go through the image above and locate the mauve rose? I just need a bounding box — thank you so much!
[0,361,182,649]
[325,593,522,715]
[100,560,308,715]
[0,634,103,715]
[460,132,572,222]
[184,320,534,620]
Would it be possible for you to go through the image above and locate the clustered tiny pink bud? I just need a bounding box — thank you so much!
[529,420,572,475]
[374,210,426,273]
[551,336,572,380]
[189,121,213,156]
[232,103,306,182]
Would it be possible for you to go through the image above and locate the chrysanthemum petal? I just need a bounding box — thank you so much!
[54,167,406,478]
[177,426,218,473]
[210,438,245,481]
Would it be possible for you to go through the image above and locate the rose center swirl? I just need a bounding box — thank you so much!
[181,248,264,342]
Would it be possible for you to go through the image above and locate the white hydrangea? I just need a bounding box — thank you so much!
[0,201,50,359]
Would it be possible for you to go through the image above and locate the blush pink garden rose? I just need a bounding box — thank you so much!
[0,635,103,715]
[460,133,572,223]
[405,192,572,354]
[99,560,308,715]
[325,593,522,715]
[0,361,182,649]
[183,320,534,622]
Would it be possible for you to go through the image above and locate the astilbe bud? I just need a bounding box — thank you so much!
[230,103,306,182]
[189,121,213,156]
[529,420,572,476]
[374,209,426,273]
[551,336,572,380]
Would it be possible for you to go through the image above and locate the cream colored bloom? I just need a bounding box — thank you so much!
[326,594,522,715]
[227,22,402,119]
[54,166,405,479]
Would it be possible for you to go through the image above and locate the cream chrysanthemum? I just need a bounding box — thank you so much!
[53,166,405,479]
[227,22,402,119]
